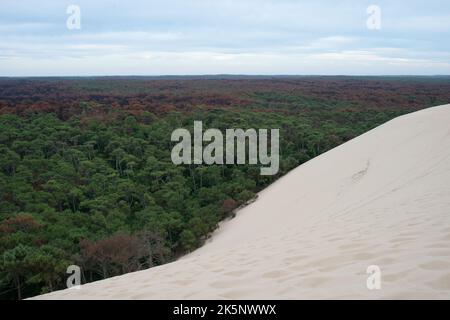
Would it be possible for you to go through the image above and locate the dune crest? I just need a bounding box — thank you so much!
[34,104,450,300]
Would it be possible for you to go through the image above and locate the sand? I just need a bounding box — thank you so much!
[33,104,450,300]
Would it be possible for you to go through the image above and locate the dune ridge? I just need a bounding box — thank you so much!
[34,104,450,299]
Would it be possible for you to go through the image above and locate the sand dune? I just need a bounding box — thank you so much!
[34,104,450,299]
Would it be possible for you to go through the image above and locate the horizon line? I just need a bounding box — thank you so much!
[1,74,450,79]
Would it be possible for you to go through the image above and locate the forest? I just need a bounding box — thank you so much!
[1,76,450,299]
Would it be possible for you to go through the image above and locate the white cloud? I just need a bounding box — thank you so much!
[3,48,450,76]
[0,0,449,75]
[0,22,55,32]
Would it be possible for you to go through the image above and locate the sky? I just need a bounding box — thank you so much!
[0,0,450,76]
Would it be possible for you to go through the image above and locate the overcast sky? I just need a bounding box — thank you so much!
[1,0,450,76]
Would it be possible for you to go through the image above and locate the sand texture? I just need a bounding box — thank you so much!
[34,104,450,299]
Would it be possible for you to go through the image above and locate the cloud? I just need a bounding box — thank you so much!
[0,0,449,75]
[0,22,55,32]
[297,36,357,51]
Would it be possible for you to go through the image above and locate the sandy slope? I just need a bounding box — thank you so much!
[34,104,450,300]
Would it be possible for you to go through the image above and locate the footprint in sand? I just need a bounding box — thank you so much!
[297,276,332,288]
[383,271,410,282]
[224,269,250,277]
[420,260,450,270]
[171,279,195,286]
[220,288,255,299]
[210,279,244,289]
[428,273,450,290]
[426,242,449,249]
[262,270,288,279]
[338,242,368,250]
[428,250,450,257]
[284,255,309,265]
